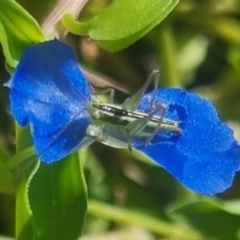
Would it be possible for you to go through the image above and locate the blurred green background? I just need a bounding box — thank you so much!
[1,0,240,239]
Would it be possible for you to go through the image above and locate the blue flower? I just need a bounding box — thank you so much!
[5,39,92,163]
[133,89,240,195]
[5,39,240,195]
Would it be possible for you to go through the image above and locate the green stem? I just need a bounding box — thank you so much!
[61,13,89,35]
[6,147,35,170]
[88,200,203,240]
[157,22,181,87]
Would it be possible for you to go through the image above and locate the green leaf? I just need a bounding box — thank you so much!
[98,16,163,52]
[221,199,240,216]
[167,200,240,240]
[0,148,13,193]
[0,147,10,163]
[6,147,35,171]
[0,236,14,240]
[228,45,240,74]
[0,0,44,67]
[16,169,37,240]
[28,152,87,240]
[62,0,179,51]
[132,148,156,165]
[0,137,36,196]
[15,125,36,240]
[209,17,240,44]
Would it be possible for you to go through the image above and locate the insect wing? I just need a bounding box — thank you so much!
[6,40,91,163]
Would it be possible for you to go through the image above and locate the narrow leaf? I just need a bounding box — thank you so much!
[28,152,87,240]
[0,0,44,67]
[167,200,240,240]
[15,125,36,240]
[0,148,12,193]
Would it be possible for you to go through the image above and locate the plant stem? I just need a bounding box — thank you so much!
[157,22,181,87]
[88,200,203,240]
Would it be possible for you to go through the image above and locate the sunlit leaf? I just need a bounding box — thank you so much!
[221,199,240,216]
[228,45,240,74]
[62,0,179,51]
[0,0,44,67]
[209,17,240,44]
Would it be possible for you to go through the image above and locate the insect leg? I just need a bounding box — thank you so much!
[86,125,129,149]
[144,105,182,145]
[87,125,108,142]
[125,103,166,138]
[108,88,115,104]
[121,103,165,151]
[145,104,166,145]
[123,69,160,111]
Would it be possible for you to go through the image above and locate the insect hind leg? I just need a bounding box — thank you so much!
[145,104,166,145]
[124,103,166,143]
[123,69,160,111]
[87,124,130,149]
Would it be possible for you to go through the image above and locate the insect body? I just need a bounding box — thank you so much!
[89,103,181,136]
[84,70,182,149]
[86,100,182,151]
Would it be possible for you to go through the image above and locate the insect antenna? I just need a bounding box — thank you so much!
[62,75,89,103]
[35,62,96,158]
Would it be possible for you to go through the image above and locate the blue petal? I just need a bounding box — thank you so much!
[6,40,92,163]
[134,88,240,195]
